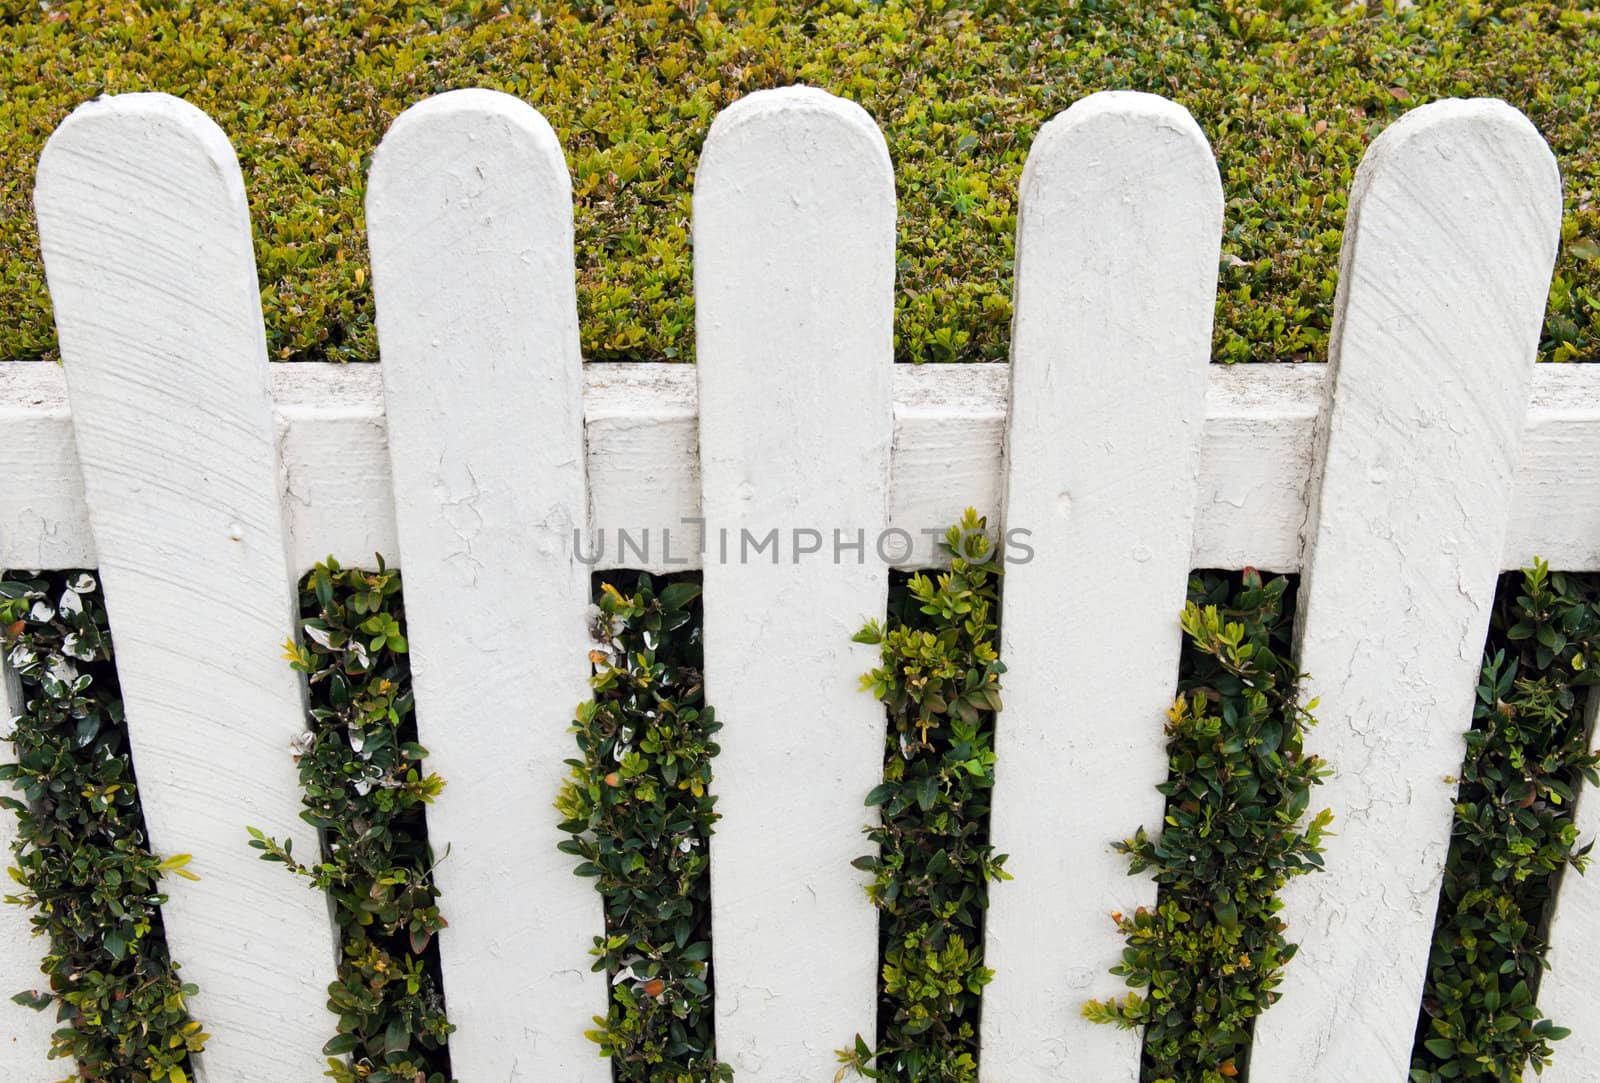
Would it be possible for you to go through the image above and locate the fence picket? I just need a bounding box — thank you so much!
[365,89,607,1080]
[695,86,895,1081]
[1525,689,1600,1082]
[32,93,339,1081]
[0,662,58,1081]
[1250,99,1563,1079]
[981,91,1224,1081]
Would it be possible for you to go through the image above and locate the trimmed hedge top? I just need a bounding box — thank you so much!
[2,0,1599,366]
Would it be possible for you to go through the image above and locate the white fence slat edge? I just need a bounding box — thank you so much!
[1528,688,1600,1082]
[696,85,895,1082]
[1251,98,1564,1080]
[0,661,61,1082]
[365,89,609,1081]
[982,91,1224,1082]
[32,92,340,1082]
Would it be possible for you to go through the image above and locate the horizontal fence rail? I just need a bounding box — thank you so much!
[8,362,1600,576]
[2,82,1598,1083]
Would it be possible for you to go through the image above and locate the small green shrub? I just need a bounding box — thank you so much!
[1083,569,1331,1083]
[251,556,454,1083]
[0,570,207,1083]
[835,510,1009,1083]
[3,2,1599,365]
[556,574,730,1083]
[1410,560,1600,1082]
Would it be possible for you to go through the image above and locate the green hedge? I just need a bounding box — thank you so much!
[2,1,1597,365]
[254,557,454,1083]
[1084,570,1330,1083]
[838,512,1009,1083]
[1,571,206,1083]
[1410,561,1600,1082]
[556,574,728,1082]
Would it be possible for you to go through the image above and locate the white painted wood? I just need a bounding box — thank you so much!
[1503,368,1600,572]
[1529,688,1600,1082]
[365,88,607,1081]
[31,93,339,1082]
[1251,99,1564,1080]
[0,365,93,574]
[273,363,395,575]
[0,661,60,1082]
[585,363,700,570]
[695,86,894,1081]
[13,361,1600,576]
[1199,364,1321,572]
[981,91,1223,1082]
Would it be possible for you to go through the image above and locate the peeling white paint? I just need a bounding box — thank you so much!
[366,89,608,1081]
[1252,98,1563,1081]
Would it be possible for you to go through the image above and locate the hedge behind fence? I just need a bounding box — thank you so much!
[1411,561,1600,1082]
[1084,570,1330,1083]
[558,574,728,1083]
[1,572,206,1083]
[2,0,1599,366]
[255,558,454,1083]
[7,556,1600,1079]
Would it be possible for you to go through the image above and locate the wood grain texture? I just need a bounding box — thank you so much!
[0,661,60,1082]
[980,91,1223,1082]
[365,89,608,1081]
[1251,99,1564,1081]
[32,92,339,1082]
[695,86,894,1082]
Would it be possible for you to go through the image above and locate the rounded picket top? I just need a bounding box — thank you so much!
[696,83,893,196]
[694,86,896,371]
[1016,89,1223,239]
[367,87,574,260]
[1350,97,1560,257]
[35,92,263,367]
[1332,97,1561,357]
[36,90,248,217]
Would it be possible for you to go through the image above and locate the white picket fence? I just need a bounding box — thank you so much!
[1,84,1597,1083]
